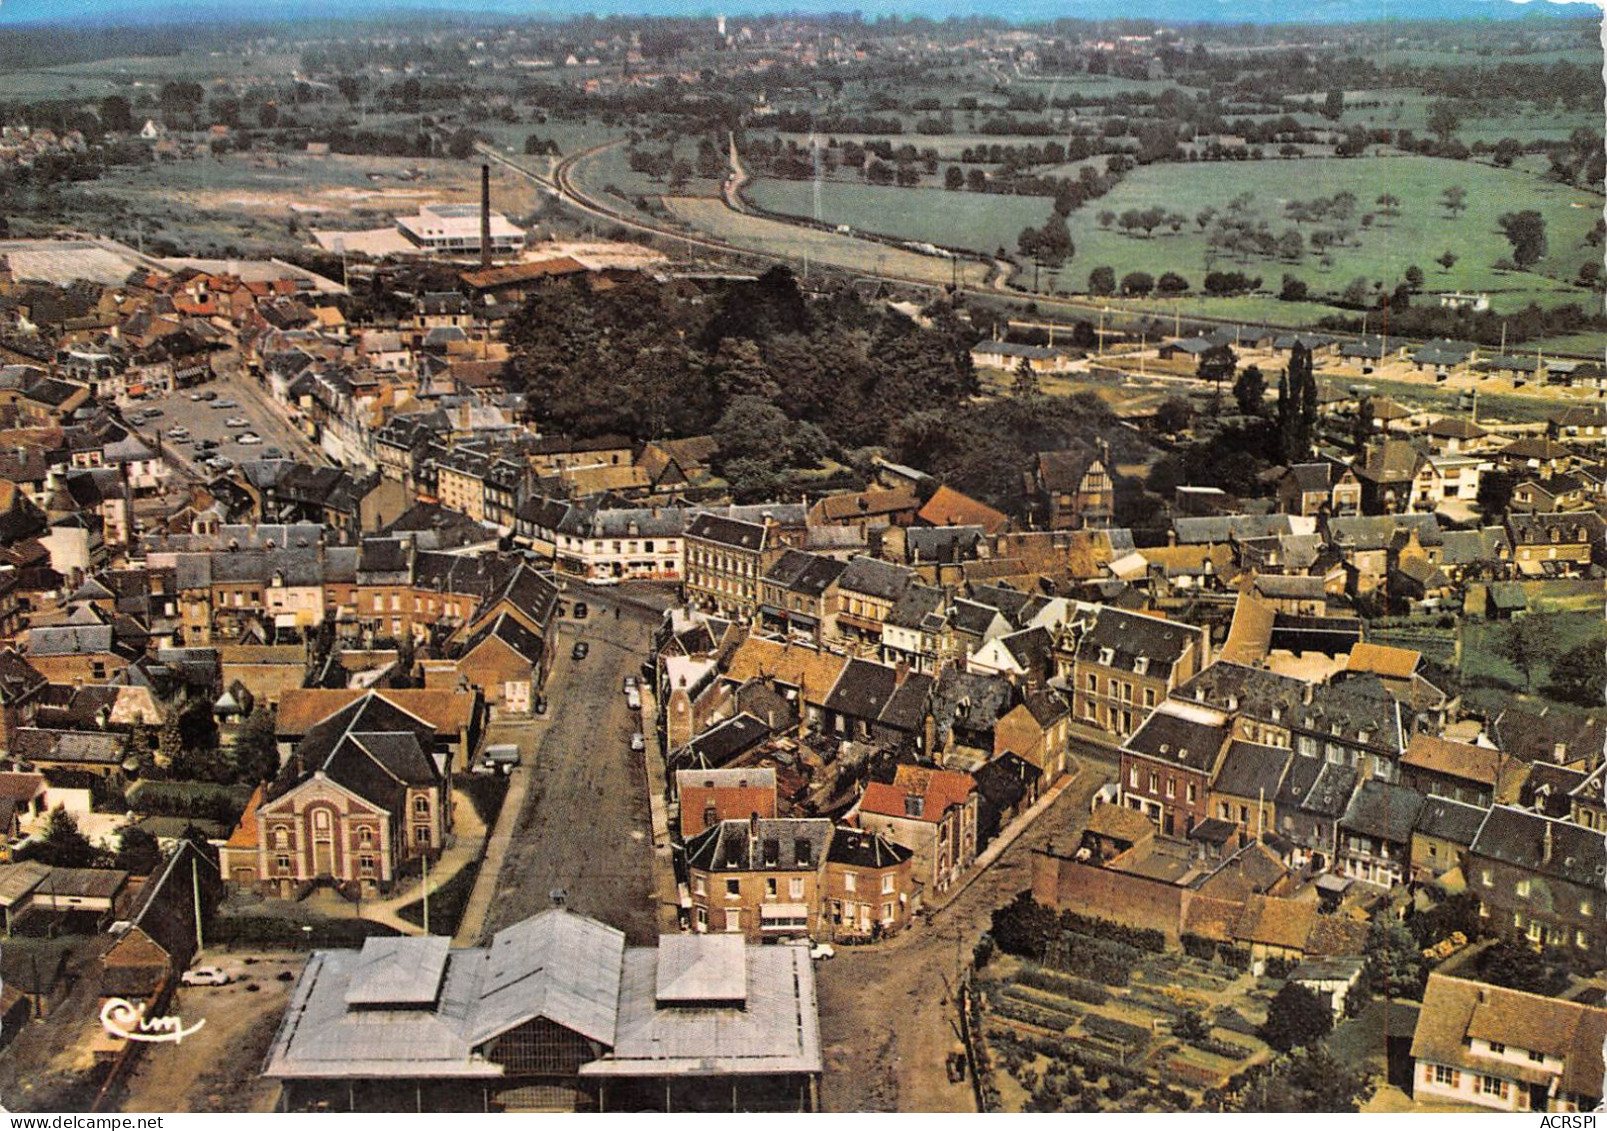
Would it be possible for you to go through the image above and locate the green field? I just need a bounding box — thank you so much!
[746,178,1052,255]
[1041,155,1600,311]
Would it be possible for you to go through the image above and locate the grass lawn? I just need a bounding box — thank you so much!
[396,858,481,936]
[1460,610,1606,693]
[747,177,1053,255]
[1044,155,1601,313]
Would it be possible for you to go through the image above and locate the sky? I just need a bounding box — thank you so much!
[0,0,1601,23]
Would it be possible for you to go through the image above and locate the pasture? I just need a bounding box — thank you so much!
[1043,155,1601,312]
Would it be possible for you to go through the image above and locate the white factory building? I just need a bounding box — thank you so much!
[395,203,527,254]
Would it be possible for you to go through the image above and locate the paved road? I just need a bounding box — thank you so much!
[815,744,1117,1112]
[479,595,659,946]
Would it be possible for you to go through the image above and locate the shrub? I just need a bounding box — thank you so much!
[1016,965,1113,1005]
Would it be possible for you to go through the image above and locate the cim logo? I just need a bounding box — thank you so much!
[100,997,206,1044]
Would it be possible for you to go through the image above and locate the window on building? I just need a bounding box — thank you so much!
[273,827,289,848]
[726,878,740,898]
[1433,1065,1457,1087]
[275,854,292,873]
[1148,771,1159,793]
[313,809,330,831]
[1129,765,1139,788]
[358,827,373,846]
[1515,879,1531,898]
[844,872,857,893]
[415,827,430,844]
[1480,1076,1507,1099]
[693,876,706,896]
[764,878,777,900]
[413,796,429,816]
[1165,778,1175,799]
[882,902,895,923]
[359,854,375,876]
[695,907,707,930]
[1488,1042,1505,1055]
[791,877,805,900]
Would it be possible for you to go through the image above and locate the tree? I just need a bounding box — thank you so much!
[114,825,163,875]
[232,706,281,783]
[1375,192,1401,219]
[1088,266,1117,296]
[1426,100,1461,143]
[1175,1007,1211,1042]
[1437,250,1458,273]
[1545,640,1607,707]
[1233,364,1266,416]
[1011,357,1041,399]
[1477,468,1515,516]
[1322,89,1345,122]
[1260,982,1333,1053]
[1155,397,1194,434]
[944,165,964,191]
[16,806,100,869]
[1120,271,1154,297]
[1233,1046,1377,1113]
[1404,264,1425,292]
[1440,185,1467,218]
[100,94,134,134]
[258,101,279,128]
[1279,274,1309,302]
[1197,343,1237,396]
[157,707,185,769]
[1156,271,1190,296]
[1276,230,1304,261]
[1497,210,1547,269]
[1496,615,1560,692]
[1098,209,1117,230]
[1362,916,1426,1001]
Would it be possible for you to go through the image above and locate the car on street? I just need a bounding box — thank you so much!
[533,695,548,716]
[213,398,239,409]
[626,689,641,710]
[571,641,589,660]
[573,602,588,619]
[225,416,250,428]
[622,676,637,693]
[143,407,163,418]
[810,943,835,960]
[198,390,217,401]
[188,392,206,402]
[630,732,645,752]
[180,965,233,986]
[264,447,286,459]
[236,433,262,445]
[167,426,190,439]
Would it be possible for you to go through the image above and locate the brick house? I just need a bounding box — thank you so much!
[1468,806,1607,955]
[853,765,978,896]
[1118,700,1232,839]
[1069,607,1207,741]
[675,767,777,840]
[822,825,917,941]
[684,815,832,941]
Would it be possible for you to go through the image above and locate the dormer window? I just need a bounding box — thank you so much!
[1099,647,1115,666]
[904,796,925,818]
[1134,657,1150,676]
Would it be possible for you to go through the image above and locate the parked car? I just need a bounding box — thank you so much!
[236,433,262,445]
[225,416,250,428]
[213,398,238,409]
[571,641,589,660]
[573,602,588,619]
[199,390,217,401]
[188,392,206,402]
[810,943,836,961]
[143,408,163,418]
[622,676,638,693]
[181,965,233,986]
[263,447,286,459]
[167,426,190,440]
[630,732,645,752]
[626,689,641,710]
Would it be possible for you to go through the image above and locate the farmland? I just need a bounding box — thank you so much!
[1043,155,1599,310]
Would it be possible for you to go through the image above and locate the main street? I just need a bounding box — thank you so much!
[477,593,660,946]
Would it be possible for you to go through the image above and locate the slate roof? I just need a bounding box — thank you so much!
[1469,805,1607,891]
[684,817,834,872]
[836,556,914,602]
[826,825,912,869]
[1413,797,1487,847]
[762,550,845,598]
[1075,607,1198,676]
[265,692,441,814]
[1212,741,1291,800]
[1340,779,1425,844]
[1123,701,1231,773]
[686,513,768,551]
